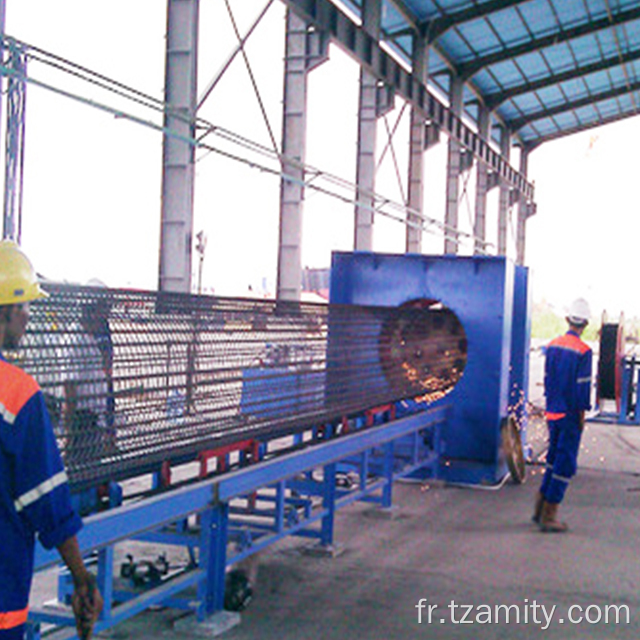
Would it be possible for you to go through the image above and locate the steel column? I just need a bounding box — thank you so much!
[2,39,26,243]
[473,106,490,255]
[284,0,534,201]
[277,11,316,301]
[516,149,529,265]
[406,32,428,254]
[497,127,511,256]
[158,0,199,293]
[444,76,463,255]
[354,0,382,251]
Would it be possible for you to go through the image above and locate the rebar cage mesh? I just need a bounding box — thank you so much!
[8,284,467,489]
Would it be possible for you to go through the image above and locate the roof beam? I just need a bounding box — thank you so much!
[385,0,419,34]
[284,0,534,199]
[509,80,640,131]
[424,0,529,42]
[458,4,640,80]
[485,47,640,110]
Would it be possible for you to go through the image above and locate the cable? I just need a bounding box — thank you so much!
[1,35,494,253]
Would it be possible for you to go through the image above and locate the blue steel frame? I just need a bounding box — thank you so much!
[594,356,640,426]
[509,265,532,455]
[30,407,446,638]
[329,251,530,484]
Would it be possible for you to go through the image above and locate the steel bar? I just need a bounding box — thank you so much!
[13,284,466,490]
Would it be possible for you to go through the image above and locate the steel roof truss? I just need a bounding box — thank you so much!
[285,0,534,198]
[424,0,532,42]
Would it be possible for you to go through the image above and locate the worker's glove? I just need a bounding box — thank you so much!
[71,572,103,640]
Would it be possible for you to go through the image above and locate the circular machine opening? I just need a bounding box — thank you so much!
[378,299,467,403]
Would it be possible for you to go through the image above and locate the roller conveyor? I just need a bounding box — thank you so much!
[12,283,467,490]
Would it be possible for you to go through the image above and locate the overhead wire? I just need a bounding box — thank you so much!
[1,35,493,254]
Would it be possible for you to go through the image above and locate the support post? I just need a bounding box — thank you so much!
[406,32,429,254]
[497,126,511,256]
[158,0,199,293]
[2,40,26,243]
[96,547,114,620]
[199,503,229,618]
[354,0,382,251]
[516,149,530,265]
[473,106,490,255]
[444,76,463,254]
[320,462,337,547]
[381,440,394,508]
[277,10,328,301]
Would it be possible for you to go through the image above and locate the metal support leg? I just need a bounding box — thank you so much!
[199,503,229,618]
[320,462,337,547]
[97,546,114,621]
[382,441,394,508]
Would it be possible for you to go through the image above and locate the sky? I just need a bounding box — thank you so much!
[4,0,640,319]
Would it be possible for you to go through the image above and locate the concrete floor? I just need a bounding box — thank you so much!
[32,343,640,639]
[49,419,637,640]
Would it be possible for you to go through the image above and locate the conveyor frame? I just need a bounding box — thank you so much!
[29,406,446,639]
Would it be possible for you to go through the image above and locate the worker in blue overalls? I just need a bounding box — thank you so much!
[0,241,103,639]
[533,297,593,533]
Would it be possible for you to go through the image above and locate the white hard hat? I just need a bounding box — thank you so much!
[567,298,591,326]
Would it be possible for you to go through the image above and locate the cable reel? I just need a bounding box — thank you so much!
[597,313,625,413]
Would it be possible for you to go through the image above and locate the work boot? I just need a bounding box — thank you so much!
[539,501,568,533]
[532,491,544,524]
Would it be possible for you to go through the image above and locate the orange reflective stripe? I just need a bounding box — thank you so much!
[0,359,40,423]
[0,606,29,630]
[546,411,566,421]
[548,333,590,355]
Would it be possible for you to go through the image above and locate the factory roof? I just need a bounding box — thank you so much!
[341,0,640,150]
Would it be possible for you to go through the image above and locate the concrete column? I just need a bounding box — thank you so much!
[444,75,463,255]
[354,0,382,251]
[406,32,428,254]
[516,149,529,266]
[473,106,490,255]
[158,0,199,293]
[497,126,511,256]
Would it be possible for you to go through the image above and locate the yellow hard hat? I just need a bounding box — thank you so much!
[0,240,48,305]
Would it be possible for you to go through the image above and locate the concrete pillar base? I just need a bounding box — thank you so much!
[173,610,241,637]
[301,542,344,558]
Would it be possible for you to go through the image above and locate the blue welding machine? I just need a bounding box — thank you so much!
[329,251,530,485]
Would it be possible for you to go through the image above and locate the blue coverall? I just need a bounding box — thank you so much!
[540,330,593,504]
[0,354,82,640]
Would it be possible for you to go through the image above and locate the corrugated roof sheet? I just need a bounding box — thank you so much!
[369,0,640,149]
